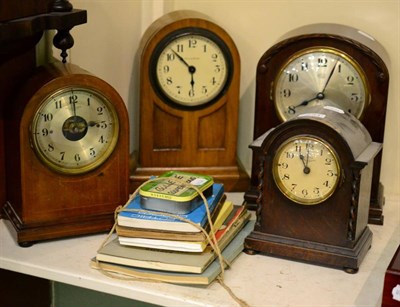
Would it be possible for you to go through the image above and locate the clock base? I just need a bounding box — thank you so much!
[130,165,250,193]
[2,201,114,246]
[244,226,372,272]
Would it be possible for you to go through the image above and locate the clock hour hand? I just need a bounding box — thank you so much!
[299,153,310,174]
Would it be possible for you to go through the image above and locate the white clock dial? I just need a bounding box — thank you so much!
[155,33,229,107]
[273,136,340,205]
[30,87,119,174]
[274,47,370,121]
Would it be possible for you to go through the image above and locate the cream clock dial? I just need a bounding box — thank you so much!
[30,87,119,174]
[153,31,230,107]
[274,47,370,121]
[273,135,340,205]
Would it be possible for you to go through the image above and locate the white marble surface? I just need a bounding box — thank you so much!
[1,193,399,306]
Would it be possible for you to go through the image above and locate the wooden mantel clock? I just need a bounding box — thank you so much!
[131,10,249,192]
[3,62,130,246]
[245,24,389,225]
[244,105,381,273]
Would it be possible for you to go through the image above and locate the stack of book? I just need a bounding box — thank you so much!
[92,171,252,285]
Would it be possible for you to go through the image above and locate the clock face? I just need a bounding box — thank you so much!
[273,135,340,205]
[30,87,119,174]
[152,29,231,107]
[274,47,370,121]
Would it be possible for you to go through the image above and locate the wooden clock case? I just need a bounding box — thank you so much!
[2,62,130,246]
[245,24,389,225]
[244,106,382,272]
[131,10,249,192]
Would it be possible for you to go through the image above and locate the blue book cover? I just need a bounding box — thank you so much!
[117,183,224,232]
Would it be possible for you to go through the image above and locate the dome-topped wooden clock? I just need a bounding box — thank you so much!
[2,62,130,246]
[244,106,382,272]
[245,24,389,225]
[131,10,249,192]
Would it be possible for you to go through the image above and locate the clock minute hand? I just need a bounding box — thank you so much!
[171,49,190,68]
[321,58,339,94]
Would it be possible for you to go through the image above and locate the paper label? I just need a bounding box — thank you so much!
[392,284,400,302]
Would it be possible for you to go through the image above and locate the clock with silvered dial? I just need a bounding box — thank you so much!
[31,87,119,174]
[274,47,369,121]
[3,62,129,246]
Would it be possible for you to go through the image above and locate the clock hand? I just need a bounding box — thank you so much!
[321,58,339,94]
[171,49,190,68]
[299,154,311,174]
[171,49,197,90]
[290,59,340,114]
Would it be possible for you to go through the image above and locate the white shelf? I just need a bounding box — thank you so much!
[1,193,399,306]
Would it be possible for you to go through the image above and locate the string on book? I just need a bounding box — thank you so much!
[95,177,250,307]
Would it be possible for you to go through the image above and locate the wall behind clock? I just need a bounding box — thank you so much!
[59,0,399,198]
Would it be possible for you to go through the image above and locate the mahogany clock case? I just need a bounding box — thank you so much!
[245,107,381,272]
[132,10,249,192]
[246,24,389,225]
[2,62,130,246]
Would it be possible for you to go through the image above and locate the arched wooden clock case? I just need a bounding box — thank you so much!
[245,24,389,225]
[3,62,130,246]
[244,106,382,272]
[131,10,249,192]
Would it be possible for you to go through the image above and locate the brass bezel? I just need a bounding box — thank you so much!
[30,86,120,175]
[272,135,341,205]
[273,46,371,122]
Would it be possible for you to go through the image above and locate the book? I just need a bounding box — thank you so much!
[117,183,224,233]
[96,209,251,274]
[139,171,214,214]
[92,220,255,285]
[115,194,227,242]
[117,200,234,252]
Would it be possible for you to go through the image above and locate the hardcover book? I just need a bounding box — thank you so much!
[97,210,251,274]
[92,220,255,285]
[117,183,224,232]
[115,195,227,241]
[117,200,234,252]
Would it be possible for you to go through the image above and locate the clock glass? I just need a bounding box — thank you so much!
[274,47,370,121]
[273,135,340,205]
[152,29,231,107]
[30,87,119,174]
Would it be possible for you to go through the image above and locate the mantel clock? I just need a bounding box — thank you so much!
[244,106,381,272]
[3,62,130,246]
[131,10,249,192]
[245,24,389,224]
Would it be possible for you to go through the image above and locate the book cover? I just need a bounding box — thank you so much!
[92,220,255,285]
[97,210,251,274]
[117,201,234,252]
[115,195,227,241]
[117,183,224,233]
